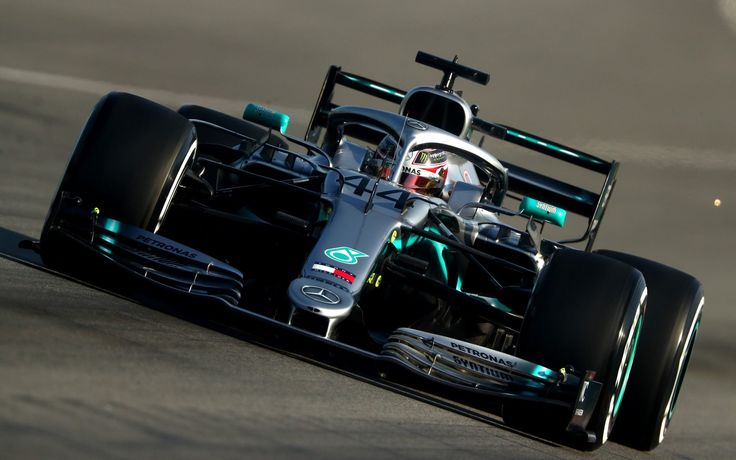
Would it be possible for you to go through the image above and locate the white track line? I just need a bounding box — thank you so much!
[0,65,312,124]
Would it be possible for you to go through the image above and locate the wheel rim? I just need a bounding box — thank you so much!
[613,312,644,418]
[658,296,705,443]
[602,288,646,444]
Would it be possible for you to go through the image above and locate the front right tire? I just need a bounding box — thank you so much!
[503,249,647,450]
[597,250,704,451]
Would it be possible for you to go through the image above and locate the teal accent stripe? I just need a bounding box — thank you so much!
[506,129,606,166]
[519,196,567,227]
[614,314,644,417]
[342,74,406,99]
[102,218,121,233]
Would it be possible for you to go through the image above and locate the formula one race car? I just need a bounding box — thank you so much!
[37,51,703,451]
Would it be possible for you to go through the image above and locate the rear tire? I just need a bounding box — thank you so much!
[41,92,197,262]
[503,249,647,450]
[597,250,704,451]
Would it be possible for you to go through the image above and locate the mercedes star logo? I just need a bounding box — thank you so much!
[406,119,427,130]
[301,285,340,305]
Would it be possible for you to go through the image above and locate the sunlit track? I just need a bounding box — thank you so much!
[1,1,734,459]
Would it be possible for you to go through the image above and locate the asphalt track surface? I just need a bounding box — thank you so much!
[1,1,734,458]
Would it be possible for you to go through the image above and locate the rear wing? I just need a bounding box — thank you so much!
[470,118,618,251]
[305,65,618,251]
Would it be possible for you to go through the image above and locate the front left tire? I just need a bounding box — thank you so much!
[41,92,197,263]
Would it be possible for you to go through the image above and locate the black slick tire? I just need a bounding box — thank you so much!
[597,250,704,451]
[503,249,647,450]
[41,92,197,262]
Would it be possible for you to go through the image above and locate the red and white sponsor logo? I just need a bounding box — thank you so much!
[312,263,356,284]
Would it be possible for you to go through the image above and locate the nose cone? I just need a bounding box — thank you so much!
[288,277,354,320]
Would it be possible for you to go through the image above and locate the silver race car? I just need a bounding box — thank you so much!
[35,51,703,451]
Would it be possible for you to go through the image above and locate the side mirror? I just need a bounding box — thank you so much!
[243,103,290,134]
[519,197,567,227]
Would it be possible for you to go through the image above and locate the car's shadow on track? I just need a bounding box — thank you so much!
[0,226,44,266]
[0,224,575,452]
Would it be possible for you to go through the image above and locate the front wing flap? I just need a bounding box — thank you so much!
[383,328,561,390]
[44,201,243,306]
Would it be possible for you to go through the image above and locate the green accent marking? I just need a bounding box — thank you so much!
[98,234,117,245]
[489,297,513,313]
[519,196,567,227]
[243,103,290,134]
[455,272,463,291]
[430,240,448,284]
[462,294,513,314]
[506,129,605,165]
[614,314,644,417]
[97,234,117,256]
[102,219,121,233]
[425,226,448,284]
[392,228,454,286]
[324,246,368,265]
[522,365,554,387]
[317,206,331,223]
[391,233,420,252]
[533,365,554,379]
[342,74,406,99]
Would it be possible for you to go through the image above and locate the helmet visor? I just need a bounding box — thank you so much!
[401,171,446,196]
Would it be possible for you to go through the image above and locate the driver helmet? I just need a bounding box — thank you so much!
[400,147,448,197]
